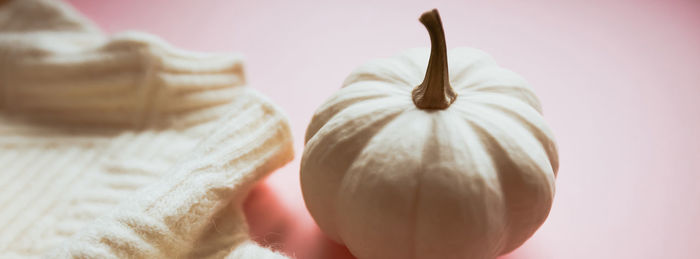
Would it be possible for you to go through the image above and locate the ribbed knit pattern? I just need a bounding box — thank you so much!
[47,89,294,259]
[0,0,293,258]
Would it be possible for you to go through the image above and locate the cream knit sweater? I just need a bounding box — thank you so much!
[0,0,292,258]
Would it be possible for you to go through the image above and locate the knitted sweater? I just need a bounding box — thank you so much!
[0,0,292,258]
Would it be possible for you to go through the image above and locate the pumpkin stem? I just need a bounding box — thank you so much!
[412,9,457,110]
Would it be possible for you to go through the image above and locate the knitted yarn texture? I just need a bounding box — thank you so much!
[0,0,292,258]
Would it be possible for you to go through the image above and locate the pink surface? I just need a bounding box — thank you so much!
[66,0,700,258]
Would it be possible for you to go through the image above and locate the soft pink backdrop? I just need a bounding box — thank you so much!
[65,0,700,258]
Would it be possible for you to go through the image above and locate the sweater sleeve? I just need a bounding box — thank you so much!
[47,89,294,259]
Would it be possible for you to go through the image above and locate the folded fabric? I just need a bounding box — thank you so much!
[0,0,292,258]
[0,0,245,128]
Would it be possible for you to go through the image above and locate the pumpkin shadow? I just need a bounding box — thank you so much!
[305,227,356,259]
[243,180,292,251]
[243,179,356,259]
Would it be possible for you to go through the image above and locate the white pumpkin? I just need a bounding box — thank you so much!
[301,9,558,259]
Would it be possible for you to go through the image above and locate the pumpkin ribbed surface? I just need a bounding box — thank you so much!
[302,47,558,259]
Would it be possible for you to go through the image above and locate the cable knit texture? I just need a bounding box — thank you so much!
[0,0,292,258]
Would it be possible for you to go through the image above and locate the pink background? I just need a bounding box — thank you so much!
[66,0,700,258]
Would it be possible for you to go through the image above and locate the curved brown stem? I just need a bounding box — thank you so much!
[412,9,456,110]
